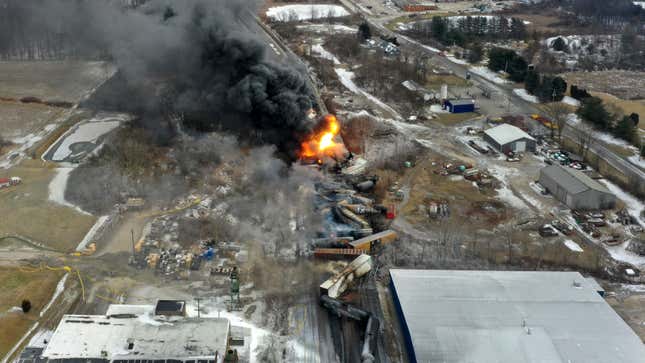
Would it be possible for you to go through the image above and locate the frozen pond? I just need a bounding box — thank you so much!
[45,113,129,162]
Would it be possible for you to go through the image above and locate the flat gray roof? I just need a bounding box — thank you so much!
[541,165,613,196]
[390,269,645,363]
[42,306,229,361]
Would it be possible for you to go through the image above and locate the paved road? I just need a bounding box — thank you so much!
[336,0,645,190]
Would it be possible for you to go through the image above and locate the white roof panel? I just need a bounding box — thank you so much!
[42,306,229,361]
[390,270,645,363]
[484,124,535,145]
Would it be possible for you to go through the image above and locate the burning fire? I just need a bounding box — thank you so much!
[300,114,345,161]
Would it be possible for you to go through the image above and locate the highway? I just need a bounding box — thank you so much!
[336,0,645,194]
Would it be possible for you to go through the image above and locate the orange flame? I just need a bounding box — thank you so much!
[300,114,343,160]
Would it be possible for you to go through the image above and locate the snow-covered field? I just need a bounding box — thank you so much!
[562,96,580,107]
[312,44,340,64]
[335,68,402,118]
[266,4,349,22]
[513,88,539,103]
[469,66,510,85]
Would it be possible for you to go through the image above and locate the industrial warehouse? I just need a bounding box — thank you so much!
[539,165,617,210]
[1,0,645,363]
[390,270,645,363]
[483,124,536,153]
[22,301,234,363]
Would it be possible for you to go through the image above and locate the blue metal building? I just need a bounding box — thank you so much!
[445,99,475,113]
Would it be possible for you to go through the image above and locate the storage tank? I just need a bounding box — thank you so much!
[440,84,448,100]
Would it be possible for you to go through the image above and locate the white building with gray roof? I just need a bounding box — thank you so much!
[390,269,645,363]
[38,302,231,363]
[483,123,536,153]
[539,164,616,210]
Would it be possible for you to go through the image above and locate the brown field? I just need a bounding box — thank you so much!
[0,61,114,103]
[432,112,478,125]
[425,74,469,87]
[562,71,645,100]
[0,101,63,139]
[0,160,96,251]
[0,267,65,357]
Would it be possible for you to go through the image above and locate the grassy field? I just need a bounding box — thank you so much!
[0,160,96,251]
[0,267,65,357]
[0,61,114,103]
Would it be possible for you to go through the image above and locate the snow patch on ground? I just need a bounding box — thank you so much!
[566,113,581,125]
[488,166,529,210]
[518,191,547,211]
[296,23,355,33]
[266,4,349,22]
[598,179,644,225]
[470,66,510,84]
[627,155,645,170]
[312,44,340,64]
[595,130,636,148]
[0,132,45,169]
[563,239,584,252]
[48,166,92,215]
[513,88,539,103]
[604,241,645,268]
[334,68,401,118]
[446,55,468,65]
[40,273,69,317]
[429,104,449,113]
[562,96,580,107]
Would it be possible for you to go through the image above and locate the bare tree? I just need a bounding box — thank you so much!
[576,122,596,158]
[545,102,570,141]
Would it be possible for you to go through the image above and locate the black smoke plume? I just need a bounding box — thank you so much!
[2,0,317,153]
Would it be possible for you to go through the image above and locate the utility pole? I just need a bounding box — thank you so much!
[195,298,202,318]
[128,229,136,266]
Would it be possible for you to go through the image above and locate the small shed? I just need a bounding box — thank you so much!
[445,99,475,113]
[483,123,536,153]
[539,165,616,210]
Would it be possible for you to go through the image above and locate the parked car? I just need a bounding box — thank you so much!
[587,218,606,227]
[551,220,574,235]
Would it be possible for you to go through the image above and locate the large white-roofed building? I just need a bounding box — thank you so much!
[390,269,645,363]
[483,123,536,153]
[35,301,231,363]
